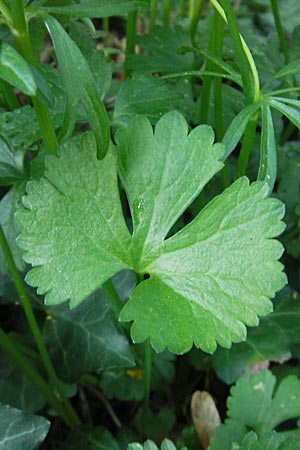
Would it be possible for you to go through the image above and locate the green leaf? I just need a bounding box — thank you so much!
[210,370,300,450]
[17,112,286,354]
[0,106,41,152]
[0,403,49,450]
[61,426,120,450]
[232,431,300,450]
[0,138,25,186]
[0,185,26,275]
[257,104,277,192]
[277,142,300,229]
[100,346,174,400]
[126,25,193,75]
[42,0,150,17]
[43,288,134,382]
[269,99,300,130]
[117,112,224,261]
[127,439,187,450]
[0,43,37,96]
[45,16,110,158]
[135,406,176,439]
[212,288,300,384]
[0,368,45,413]
[120,178,286,352]
[267,58,300,85]
[17,134,132,307]
[113,74,184,127]
[222,102,261,160]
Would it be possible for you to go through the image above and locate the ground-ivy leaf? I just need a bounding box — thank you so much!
[209,370,300,450]
[43,288,134,382]
[16,134,132,307]
[0,403,49,450]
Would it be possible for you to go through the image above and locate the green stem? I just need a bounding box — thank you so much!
[190,0,204,42]
[9,0,57,155]
[235,111,258,179]
[103,279,123,316]
[213,11,224,140]
[0,328,73,427]
[103,17,110,47]
[212,12,230,188]
[0,225,80,427]
[149,0,158,33]
[0,79,19,110]
[144,339,152,408]
[125,10,137,78]
[271,0,289,63]
[163,0,171,27]
[198,11,219,124]
[211,0,260,103]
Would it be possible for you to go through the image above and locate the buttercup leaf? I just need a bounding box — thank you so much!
[17,111,286,354]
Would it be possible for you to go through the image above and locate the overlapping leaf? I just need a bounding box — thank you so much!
[17,111,286,354]
[0,404,50,450]
[209,370,300,450]
[43,288,134,382]
[212,288,300,384]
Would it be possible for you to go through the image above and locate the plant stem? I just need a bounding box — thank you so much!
[198,10,219,124]
[211,0,260,103]
[125,10,137,78]
[9,0,57,155]
[190,0,204,42]
[212,12,230,187]
[163,0,171,27]
[103,17,110,47]
[0,225,80,427]
[0,79,19,110]
[103,279,123,316]
[213,12,224,141]
[0,328,73,427]
[271,0,289,63]
[149,0,158,33]
[234,111,258,179]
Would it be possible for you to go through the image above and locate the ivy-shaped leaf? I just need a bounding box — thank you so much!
[16,111,286,354]
[0,403,50,450]
[209,370,300,450]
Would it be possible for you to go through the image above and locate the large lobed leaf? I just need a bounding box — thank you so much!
[17,111,286,354]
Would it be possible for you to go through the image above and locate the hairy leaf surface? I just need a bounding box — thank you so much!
[17,112,286,354]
